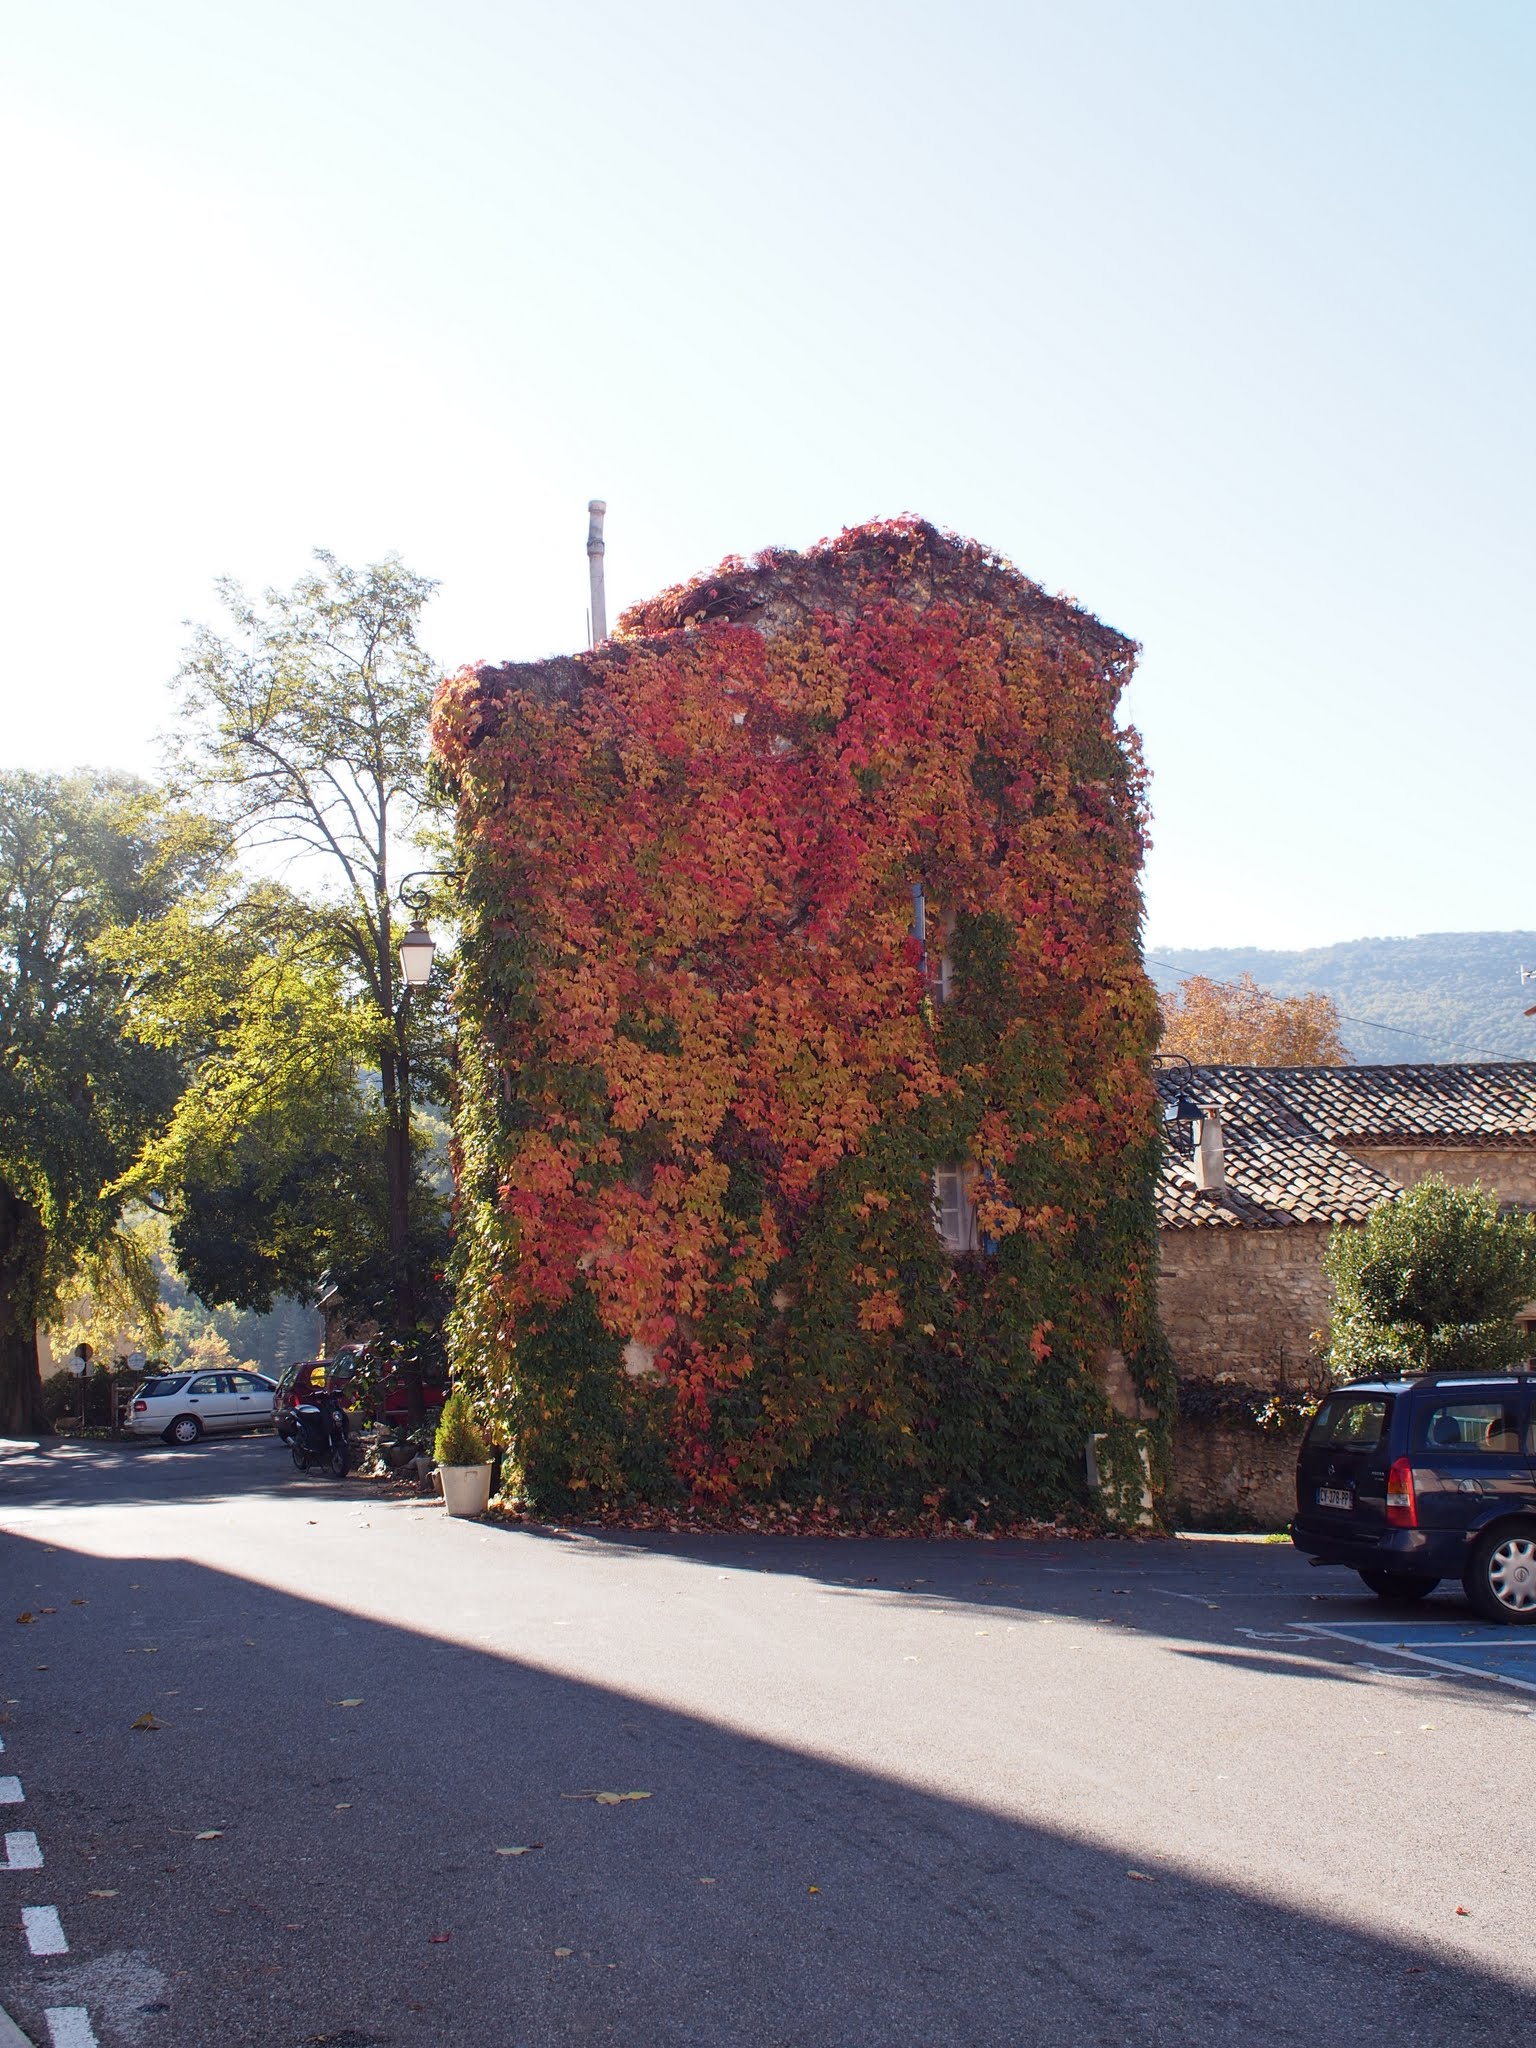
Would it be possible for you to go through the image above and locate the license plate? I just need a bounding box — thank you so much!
[1316,1486,1353,1510]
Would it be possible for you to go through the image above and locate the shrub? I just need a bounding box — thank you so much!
[1326,1175,1536,1380]
[434,1390,490,1467]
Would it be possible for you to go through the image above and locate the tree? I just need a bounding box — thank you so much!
[1159,972,1348,1065]
[167,553,448,1411]
[0,774,210,1433]
[1325,1175,1536,1379]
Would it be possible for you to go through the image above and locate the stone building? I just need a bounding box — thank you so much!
[1157,1062,1536,1526]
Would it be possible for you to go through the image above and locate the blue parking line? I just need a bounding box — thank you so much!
[1300,1619,1536,1693]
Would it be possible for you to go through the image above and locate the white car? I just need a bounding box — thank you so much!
[127,1370,278,1445]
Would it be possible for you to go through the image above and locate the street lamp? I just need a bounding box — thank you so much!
[395,870,463,991]
[1152,1053,1226,1198]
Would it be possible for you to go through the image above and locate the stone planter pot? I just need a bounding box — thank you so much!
[439,1461,493,1518]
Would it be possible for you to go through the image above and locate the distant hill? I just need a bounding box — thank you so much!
[1146,932,1536,1065]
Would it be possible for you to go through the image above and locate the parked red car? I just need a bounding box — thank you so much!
[271,1354,447,1435]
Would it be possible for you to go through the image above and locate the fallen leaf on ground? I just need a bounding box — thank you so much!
[131,1712,161,1731]
[554,1947,573,1958]
[428,1933,451,1943]
[561,1788,651,1804]
[71,1599,87,1606]
[698,1877,716,1884]
[807,1885,819,1894]
[334,1803,352,1811]
[16,1614,33,1625]
[87,1890,118,1898]
[328,1698,364,1708]
[1126,1871,1155,1882]
[1455,1906,1470,1916]
[38,1607,56,1615]
[495,1844,543,1855]
[194,1830,224,1840]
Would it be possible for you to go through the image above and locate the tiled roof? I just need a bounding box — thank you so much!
[1154,1064,1536,1230]
[1226,1062,1536,1149]
[1155,1069,1400,1231]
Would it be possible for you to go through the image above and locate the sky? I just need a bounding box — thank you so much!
[3,0,1532,951]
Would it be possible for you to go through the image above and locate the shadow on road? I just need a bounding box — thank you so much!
[1,1523,1528,2047]
[0,1431,358,1514]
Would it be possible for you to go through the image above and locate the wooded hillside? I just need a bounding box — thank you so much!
[1148,932,1536,1064]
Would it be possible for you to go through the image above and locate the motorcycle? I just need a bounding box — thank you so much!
[287,1393,352,1479]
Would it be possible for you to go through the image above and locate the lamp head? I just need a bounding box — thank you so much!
[399,921,436,988]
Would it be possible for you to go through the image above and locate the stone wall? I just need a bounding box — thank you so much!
[1349,1145,1536,1206]
[1158,1222,1334,1389]
[1158,1223,1332,1529]
[1168,1417,1298,1530]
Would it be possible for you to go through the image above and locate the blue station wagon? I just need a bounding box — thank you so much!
[1291,1374,1536,1624]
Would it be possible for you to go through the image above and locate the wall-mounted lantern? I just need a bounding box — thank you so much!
[1153,1053,1226,1199]
[396,869,464,992]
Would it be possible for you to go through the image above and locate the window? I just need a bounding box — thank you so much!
[1308,1396,1391,1451]
[189,1374,224,1395]
[1413,1400,1526,1457]
[932,1168,978,1253]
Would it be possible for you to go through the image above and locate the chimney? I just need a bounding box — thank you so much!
[586,499,607,646]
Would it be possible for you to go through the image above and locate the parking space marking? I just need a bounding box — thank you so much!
[2,1834,41,1871]
[0,2001,35,2046]
[21,1907,67,1957]
[1298,1620,1536,1694]
[0,1782,22,1807]
[46,2011,101,2048]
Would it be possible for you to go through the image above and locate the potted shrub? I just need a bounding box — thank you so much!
[433,1392,494,1518]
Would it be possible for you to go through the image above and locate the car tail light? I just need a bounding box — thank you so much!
[1386,1457,1417,1527]
[133,1400,147,1413]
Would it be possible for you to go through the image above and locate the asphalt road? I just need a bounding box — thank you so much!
[2,1433,1533,2047]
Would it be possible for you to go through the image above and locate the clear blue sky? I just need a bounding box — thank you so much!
[3,0,1531,950]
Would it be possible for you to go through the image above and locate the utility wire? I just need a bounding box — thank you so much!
[1145,956,1522,1066]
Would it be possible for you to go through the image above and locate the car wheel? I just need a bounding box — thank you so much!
[1357,1569,1439,1602]
[163,1415,202,1446]
[1463,1528,1536,1624]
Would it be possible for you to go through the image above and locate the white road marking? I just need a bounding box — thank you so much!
[1299,1623,1536,1697]
[2,1833,41,1871]
[22,1905,67,1955]
[0,1781,22,1806]
[0,2000,35,2046]
[46,2012,101,2048]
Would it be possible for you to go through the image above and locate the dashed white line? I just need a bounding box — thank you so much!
[22,1905,67,1956]
[0,1780,22,1806]
[46,2011,101,2048]
[0,2001,35,2046]
[2,1833,41,1871]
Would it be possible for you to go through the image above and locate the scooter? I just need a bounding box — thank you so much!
[288,1394,352,1479]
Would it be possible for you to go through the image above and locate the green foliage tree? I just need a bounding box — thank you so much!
[166,552,450,1410]
[0,773,212,1433]
[1325,1175,1536,1379]
[112,875,447,1339]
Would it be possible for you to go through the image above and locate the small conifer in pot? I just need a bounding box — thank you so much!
[434,1391,494,1517]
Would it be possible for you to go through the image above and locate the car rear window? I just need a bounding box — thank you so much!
[140,1375,190,1396]
[1413,1399,1526,1456]
[1308,1395,1392,1450]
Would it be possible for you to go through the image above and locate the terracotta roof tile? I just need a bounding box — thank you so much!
[1155,1067,1400,1229]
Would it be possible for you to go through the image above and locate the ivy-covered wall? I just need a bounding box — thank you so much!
[433,518,1168,1523]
